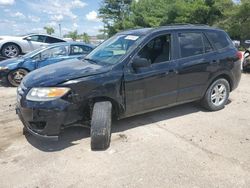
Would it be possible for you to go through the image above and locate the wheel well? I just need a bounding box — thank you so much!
[86,96,124,119]
[8,68,30,74]
[210,74,232,91]
[1,42,22,54]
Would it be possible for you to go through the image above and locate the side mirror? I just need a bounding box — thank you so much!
[25,36,32,41]
[131,57,151,69]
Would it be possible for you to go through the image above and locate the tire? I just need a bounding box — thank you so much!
[90,101,112,150]
[7,69,28,87]
[201,78,230,111]
[22,127,28,135]
[1,43,21,58]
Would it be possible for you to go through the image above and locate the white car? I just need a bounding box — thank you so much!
[0,34,66,58]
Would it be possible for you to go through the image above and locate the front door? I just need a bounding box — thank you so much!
[37,45,69,68]
[124,33,178,116]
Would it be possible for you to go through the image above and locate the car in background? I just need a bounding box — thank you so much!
[243,49,250,71]
[0,42,94,86]
[0,34,66,58]
[232,40,240,48]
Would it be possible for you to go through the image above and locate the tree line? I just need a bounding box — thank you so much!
[99,0,250,41]
[43,27,91,43]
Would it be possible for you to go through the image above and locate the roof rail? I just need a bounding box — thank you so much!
[160,23,209,27]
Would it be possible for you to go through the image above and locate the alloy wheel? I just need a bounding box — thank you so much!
[211,83,227,106]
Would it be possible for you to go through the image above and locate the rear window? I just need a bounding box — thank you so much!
[206,31,232,50]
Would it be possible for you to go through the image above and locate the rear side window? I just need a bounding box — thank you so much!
[46,37,65,43]
[178,33,204,58]
[206,31,232,50]
[70,45,92,55]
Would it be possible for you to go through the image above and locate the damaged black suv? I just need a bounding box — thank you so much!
[16,25,241,150]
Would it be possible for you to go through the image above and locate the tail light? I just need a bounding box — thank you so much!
[236,51,243,60]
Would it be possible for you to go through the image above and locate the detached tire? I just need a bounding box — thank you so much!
[91,101,112,150]
[7,68,28,87]
[201,78,230,111]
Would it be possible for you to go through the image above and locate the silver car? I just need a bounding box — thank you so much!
[0,34,66,58]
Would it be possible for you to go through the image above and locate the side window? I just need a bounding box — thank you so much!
[40,46,69,60]
[206,31,232,50]
[178,32,204,58]
[70,45,92,55]
[137,34,171,64]
[202,34,213,53]
[46,37,65,43]
[28,35,46,43]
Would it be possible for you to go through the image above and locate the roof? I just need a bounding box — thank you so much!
[118,24,221,36]
[47,41,95,48]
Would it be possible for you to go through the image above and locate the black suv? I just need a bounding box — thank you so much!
[16,25,241,150]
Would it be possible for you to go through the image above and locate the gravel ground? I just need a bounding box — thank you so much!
[0,74,249,188]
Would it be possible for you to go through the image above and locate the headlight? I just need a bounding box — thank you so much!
[26,87,70,101]
[0,67,8,70]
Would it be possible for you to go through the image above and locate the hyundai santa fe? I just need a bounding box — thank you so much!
[16,25,241,150]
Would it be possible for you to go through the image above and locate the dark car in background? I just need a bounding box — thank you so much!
[16,25,241,150]
[0,34,67,58]
[0,42,94,86]
[243,49,250,71]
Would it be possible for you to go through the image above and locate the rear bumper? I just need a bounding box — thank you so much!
[230,59,242,91]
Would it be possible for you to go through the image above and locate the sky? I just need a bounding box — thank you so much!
[0,0,103,37]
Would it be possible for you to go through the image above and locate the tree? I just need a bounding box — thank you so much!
[43,26,55,35]
[81,32,90,43]
[64,30,78,41]
[99,0,133,37]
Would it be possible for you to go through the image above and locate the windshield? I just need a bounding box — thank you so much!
[22,46,47,58]
[85,34,142,65]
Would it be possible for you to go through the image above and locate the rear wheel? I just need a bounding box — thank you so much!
[1,43,21,58]
[201,78,230,111]
[7,69,28,87]
[90,101,112,150]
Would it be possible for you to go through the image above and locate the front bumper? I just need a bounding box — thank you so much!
[16,105,64,141]
[16,84,82,141]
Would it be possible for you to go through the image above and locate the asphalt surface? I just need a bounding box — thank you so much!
[0,73,249,188]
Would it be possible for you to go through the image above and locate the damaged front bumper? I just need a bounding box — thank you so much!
[16,84,82,141]
[16,105,65,141]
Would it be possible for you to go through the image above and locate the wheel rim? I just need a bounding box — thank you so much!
[211,83,227,106]
[8,70,27,86]
[3,45,19,58]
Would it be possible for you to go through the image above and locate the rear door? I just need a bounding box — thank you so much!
[124,33,179,116]
[176,31,216,102]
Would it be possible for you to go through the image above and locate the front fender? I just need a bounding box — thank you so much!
[60,69,125,117]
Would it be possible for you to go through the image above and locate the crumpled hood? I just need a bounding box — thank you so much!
[22,59,111,88]
[0,57,23,68]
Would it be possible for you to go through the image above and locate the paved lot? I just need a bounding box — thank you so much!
[0,74,250,188]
